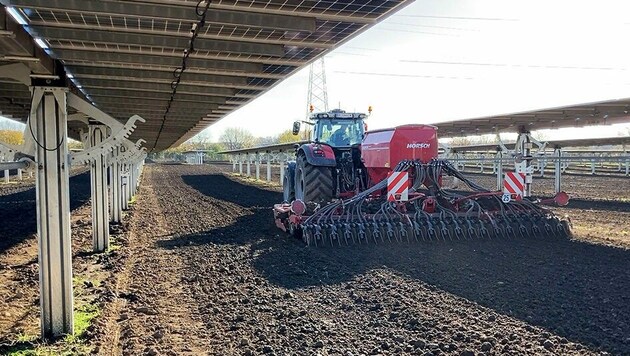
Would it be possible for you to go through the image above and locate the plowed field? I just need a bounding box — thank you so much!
[1,163,629,355]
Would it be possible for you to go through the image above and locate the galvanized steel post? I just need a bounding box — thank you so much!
[31,84,74,338]
[88,123,110,252]
[266,152,272,182]
[554,148,562,193]
[246,154,251,176]
[255,152,260,180]
[495,151,503,191]
[109,147,122,223]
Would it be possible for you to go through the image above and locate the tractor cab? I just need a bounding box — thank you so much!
[310,110,366,147]
[293,109,367,147]
[286,109,369,205]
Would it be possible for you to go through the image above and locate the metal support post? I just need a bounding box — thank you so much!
[132,163,138,194]
[88,124,109,252]
[232,156,236,172]
[238,154,243,175]
[121,165,129,211]
[554,148,562,194]
[515,131,533,197]
[17,168,22,180]
[266,153,272,182]
[246,154,251,176]
[495,151,503,191]
[255,153,260,180]
[539,158,546,177]
[523,134,532,197]
[109,147,122,223]
[128,163,135,197]
[479,154,484,173]
[31,84,74,337]
[590,158,596,175]
[279,153,285,185]
[3,160,8,183]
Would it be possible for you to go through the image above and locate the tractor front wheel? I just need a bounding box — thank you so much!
[294,155,333,204]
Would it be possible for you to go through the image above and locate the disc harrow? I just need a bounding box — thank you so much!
[300,159,571,247]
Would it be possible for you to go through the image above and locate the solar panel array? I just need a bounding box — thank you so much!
[0,0,410,150]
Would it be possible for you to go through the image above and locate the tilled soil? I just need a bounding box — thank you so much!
[88,164,629,355]
[0,169,113,353]
[0,170,92,253]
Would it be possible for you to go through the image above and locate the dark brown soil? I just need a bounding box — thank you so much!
[93,164,629,355]
[1,163,629,355]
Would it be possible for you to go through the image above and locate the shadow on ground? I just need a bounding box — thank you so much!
[164,173,630,355]
[0,172,92,253]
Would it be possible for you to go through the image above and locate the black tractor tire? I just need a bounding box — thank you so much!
[294,155,334,204]
[283,162,296,202]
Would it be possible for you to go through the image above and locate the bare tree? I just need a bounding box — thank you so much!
[256,135,279,146]
[219,127,255,150]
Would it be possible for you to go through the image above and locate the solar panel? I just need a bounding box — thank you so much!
[0,0,410,150]
[434,98,630,138]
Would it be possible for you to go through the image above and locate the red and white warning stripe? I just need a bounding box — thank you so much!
[387,172,409,201]
[503,171,525,197]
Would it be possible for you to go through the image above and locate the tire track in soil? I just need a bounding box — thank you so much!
[103,164,629,356]
[97,164,224,356]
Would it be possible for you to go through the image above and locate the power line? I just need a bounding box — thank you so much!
[385,22,478,32]
[332,52,369,57]
[393,14,519,21]
[345,46,380,52]
[373,27,458,36]
[401,59,628,71]
[335,71,473,80]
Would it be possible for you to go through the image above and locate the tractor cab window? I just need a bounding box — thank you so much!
[317,119,364,146]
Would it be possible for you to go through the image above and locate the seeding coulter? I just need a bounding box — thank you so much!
[274,110,571,246]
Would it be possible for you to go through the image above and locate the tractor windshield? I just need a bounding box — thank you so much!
[317,119,364,146]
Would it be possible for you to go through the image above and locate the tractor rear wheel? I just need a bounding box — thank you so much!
[295,155,333,204]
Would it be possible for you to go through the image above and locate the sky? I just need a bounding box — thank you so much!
[202,0,630,142]
[1,0,629,144]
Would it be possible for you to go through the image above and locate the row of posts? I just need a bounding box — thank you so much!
[29,86,146,338]
[449,149,630,194]
[231,151,287,184]
[88,125,145,252]
[230,148,630,195]
[0,155,33,183]
[455,152,630,177]
[185,151,204,164]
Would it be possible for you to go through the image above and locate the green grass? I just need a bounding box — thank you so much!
[15,333,37,343]
[107,235,121,252]
[64,304,99,344]
[3,266,102,356]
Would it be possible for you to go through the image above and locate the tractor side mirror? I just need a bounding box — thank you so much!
[292,121,301,135]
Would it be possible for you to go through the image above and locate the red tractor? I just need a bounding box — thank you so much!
[283,109,369,205]
[275,110,571,246]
